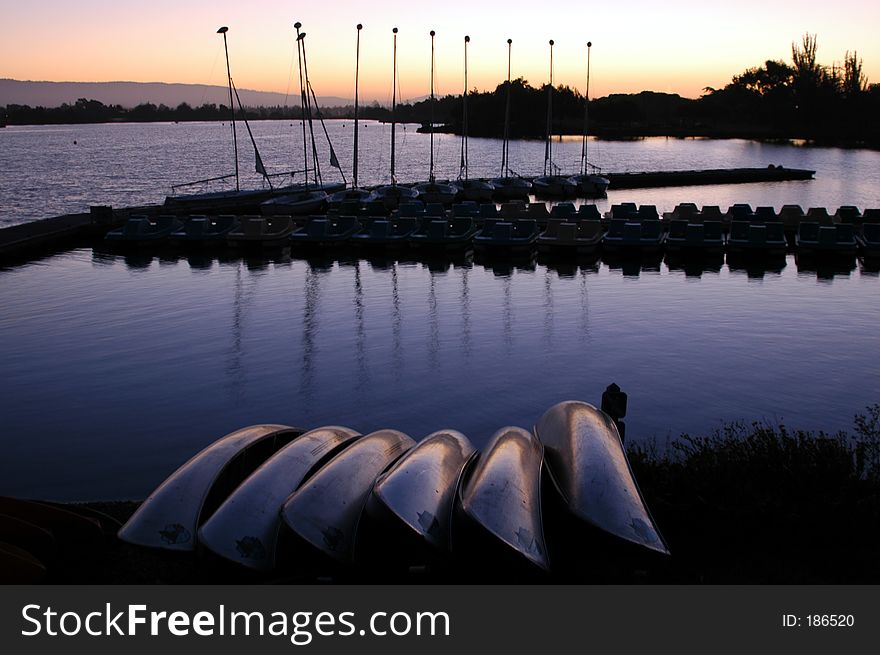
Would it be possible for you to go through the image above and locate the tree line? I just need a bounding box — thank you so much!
[2,35,877,146]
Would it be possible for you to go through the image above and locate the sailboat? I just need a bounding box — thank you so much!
[374,27,420,211]
[329,23,378,207]
[454,36,495,202]
[489,39,532,200]
[413,30,458,205]
[567,42,610,198]
[165,26,278,214]
[532,40,577,198]
[262,22,343,216]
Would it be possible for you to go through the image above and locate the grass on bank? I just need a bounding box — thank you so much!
[628,404,880,582]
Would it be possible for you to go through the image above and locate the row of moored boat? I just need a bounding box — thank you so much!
[106,201,880,258]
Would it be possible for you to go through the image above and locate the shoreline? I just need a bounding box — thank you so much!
[11,408,880,584]
[3,118,879,151]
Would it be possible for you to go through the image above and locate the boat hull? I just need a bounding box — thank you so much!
[454,180,495,202]
[532,176,578,198]
[413,182,458,205]
[456,427,548,571]
[261,191,328,216]
[281,430,415,563]
[118,425,302,551]
[198,426,360,571]
[490,177,532,200]
[533,401,668,554]
[374,185,420,211]
[371,430,476,551]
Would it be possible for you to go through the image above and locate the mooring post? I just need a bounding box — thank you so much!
[601,382,627,442]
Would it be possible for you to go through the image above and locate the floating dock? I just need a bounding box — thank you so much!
[0,167,817,260]
[604,167,815,189]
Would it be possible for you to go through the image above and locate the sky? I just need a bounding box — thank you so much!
[2,0,879,102]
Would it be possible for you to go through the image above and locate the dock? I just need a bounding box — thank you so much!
[604,166,815,189]
[0,166,817,261]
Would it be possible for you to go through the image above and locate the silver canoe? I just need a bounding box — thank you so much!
[458,427,549,570]
[198,426,360,570]
[281,429,415,562]
[118,424,301,551]
[372,430,476,550]
[533,401,669,554]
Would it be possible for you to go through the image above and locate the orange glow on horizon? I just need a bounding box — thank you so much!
[2,1,879,103]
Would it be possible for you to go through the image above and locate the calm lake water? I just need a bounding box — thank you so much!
[1,122,880,501]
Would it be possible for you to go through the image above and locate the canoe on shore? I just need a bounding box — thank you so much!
[370,430,476,551]
[198,426,360,571]
[281,429,415,563]
[118,424,302,551]
[534,401,668,554]
[457,426,548,570]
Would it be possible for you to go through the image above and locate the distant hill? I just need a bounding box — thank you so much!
[0,79,351,109]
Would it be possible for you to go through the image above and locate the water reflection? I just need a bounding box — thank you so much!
[460,265,471,359]
[502,273,513,352]
[392,262,404,377]
[3,245,880,500]
[353,260,369,391]
[428,270,439,370]
[603,252,663,277]
[726,252,787,279]
[795,254,857,280]
[300,261,320,404]
[226,262,248,404]
[579,268,590,341]
[859,258,880,276]
[475,252,537,277]
[543,268,554,345]
[664,252,724,277]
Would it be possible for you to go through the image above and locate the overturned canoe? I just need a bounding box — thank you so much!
[458,427,548,570]
[198,426,360,570]
[0,541,47,584]
[534,401,668,554]
[281,429,415,563]
[371,430,476,550]
[118,424,302,551]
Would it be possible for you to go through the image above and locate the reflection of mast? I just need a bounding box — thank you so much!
[543,267,554,344]
[579,267,590,341]
[226,261,246,402]
[391,262,403,378]
[354,260,369,389]
[300,262,319,401]
[428,271,439,369]
[460,266,471,357]
[502,273,512,352]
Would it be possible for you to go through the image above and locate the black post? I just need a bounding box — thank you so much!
[601,382,628,442]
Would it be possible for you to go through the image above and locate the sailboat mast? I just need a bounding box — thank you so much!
[545,39,554,176]
[353,24,362,188]
[294,22,310,188]
[502,38,511,177]
[461,35,470,180]
[300,32,323,187]
[391,27,398,184]
[582,41,592,176]
[217,26,239,191]
[429,30,436,184]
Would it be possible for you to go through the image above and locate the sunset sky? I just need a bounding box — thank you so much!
[2,0,879,103]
